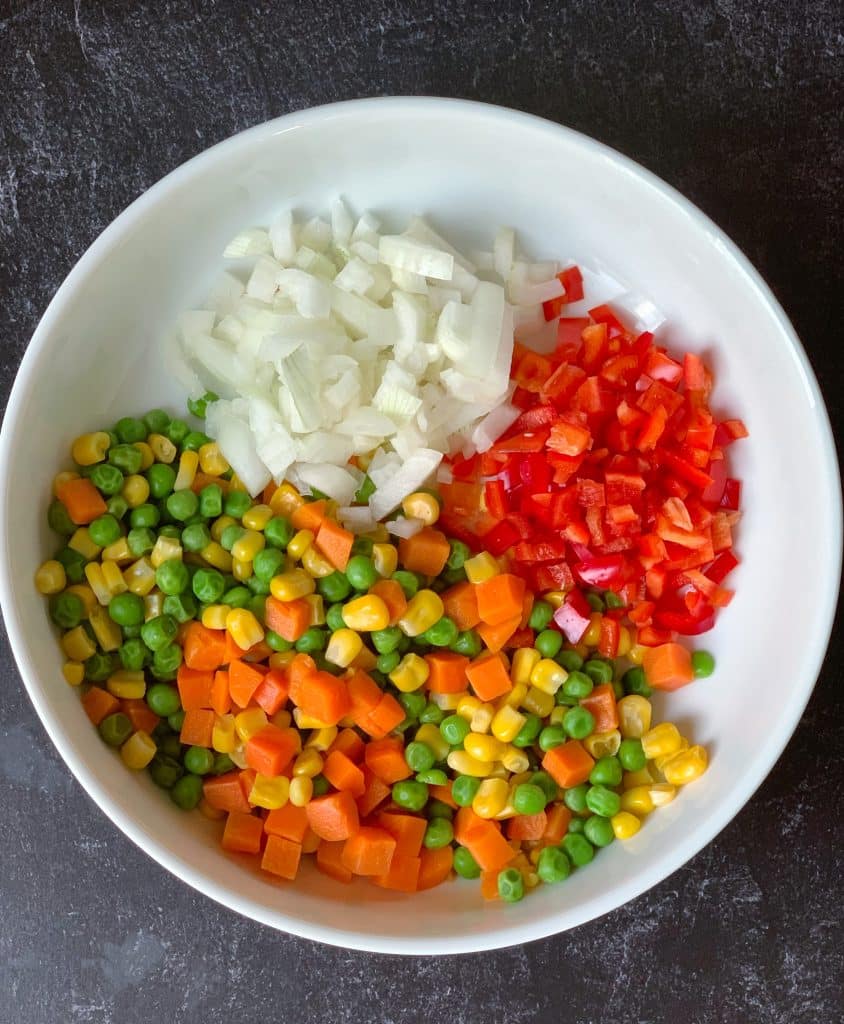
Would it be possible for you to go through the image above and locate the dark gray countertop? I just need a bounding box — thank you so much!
[1,2,842,1022]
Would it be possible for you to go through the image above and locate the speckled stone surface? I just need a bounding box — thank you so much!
[1,2,842,1021]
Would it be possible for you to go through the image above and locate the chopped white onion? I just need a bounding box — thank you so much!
[386,517,425,539]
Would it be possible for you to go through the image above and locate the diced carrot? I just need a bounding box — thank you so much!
[221,811,264,854]
[351,645,378,672]
[295,670,350,726]
[372,852,420,892]
[361,693,405,739]
[480,869,501,901]
[179,708,214,747]
[453,805,485,845]
[441,581,481,631]
[643,642,695,691]
[328,727,366,763]
[264,596,310,642]
[81,687,120,726]
[264,801,310,843]
[417,846,454,890]
[176,665,214,711]
[542,740,595,788]
[474,573,526,626]
[356,766,392,817]
[341,826,397,875]
[316,840,353,883]
[398,527,451,577]
[242,640,273,664]
[365,737,411,784]
[506,812,548,841]
[424,651,470,694]
[210,670,231,716]
[461,819,515,873]
[315,518,354,572]
[376,811,427,857]
[323,750,366,797]
[245,724,298,776]
[520,588,535,629]
[261,835,302,880]
[55,477,108,525]
[119,698,159,735]
[306,791,360,841]
[346,669,383,726]
[476,614,522,654]
[291,499,327,532]
[579,682,619,732]
[465,651,513,701]
[182,622,228,671]
[252,668,289,716]
[228,659,267,709]
[369,579,408,625]
[192,471,230,495]
[203,771,252,814]
[429,783,458,809]
[543,803,572,844]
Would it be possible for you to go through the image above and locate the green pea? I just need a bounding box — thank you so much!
[376,649,399,675]
[147,684,181,718]
[513,783,547,815]
[166,418,189,446]
[186,391,218,420]
[192,568,225,604]
[440,714,470,746]
[149,754,184,789]
[562,670,593,700]
[263,516,293,550]
[88,514,121,547]
[212,753,235,775]
[391,570,419,599]
[170,772,203,810]
[530,771,559,804]
[527,599,554,631]
[451,774,481,807]
[417,769,449,787]
[147,464,176,499]
[143,409,170,433]
[155,558,189,596]
[184,746,215,775]
[423,817,453,849]
[47,499,76,537]
[369,626,400,655]
[350,536,374,558]
[539,724,568,752]
[585,785,621,818]
[152,643,182,680]
[295,628,328,653]
[166,489,197,523]
[167,710,186,732]
[163,593,197,624]
[584,815,615,847]
[265,630,293,653]
[108,443,143,475]
[119,638,148,672]
[220,524,245,551]
[604,590,625,609]
[563,784,589,815]
[159,525,181,541]
[223,490,251,519]
[512,713,542,748]
[121,623,142,639]
[181,431,210,453]
[623,666,652,697]
[140,614,178,652]
[618,738,647,772]
[313,573,348,605]
[49,592,84,629]
[108,592,145,626]
[90,463,124,496]
[537,846,571,883]
[326,603,346,632]
[584,659,614,685]
[589,756,623,787]
[451,629,482,658]
[586,592,605,613]
[563,706,595,740]
[353,475,376,504]
[405,741,435,773]
[112,417,145,444]
[535,629,563,659]
[195,484,221,519]
[498,867,524,902]
[562,832,595,867]
[246,575,270,596]
[419,701,444,725]
[181,522,211,553]
[446,539,471,571]
[106,495,129,520]
[252,548,285,583]
[84,652,114,682]
[453,846,481,879]
[98,712,133,747]
[692,650,716,677]
[130,503,160,529]
[437,566,467,588]
[221,586,251,608]
[345,555,378,590]
[567,817,586,835]
[421,616,459,647]
[125,527,154,557]
[391,780,429,811]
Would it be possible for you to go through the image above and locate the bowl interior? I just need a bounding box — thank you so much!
[1,99,839,953]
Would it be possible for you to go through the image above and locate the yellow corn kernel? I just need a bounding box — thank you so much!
[35,560,66,595]
[107,670,146,699]
[549,706,566,725]
[365,523,389,544]
[123,557,156,596]
[71,431,110,466]
[249,774,290,810]
[456,695,482,721]
[472,778,510,819]
[202,604,229,630]
[620,786,655,816]
[494,797,518,820]
[401,491,440,526]
[144,592,163,620]
[662,745,708,786]
[293,749,324,778]
[234,707,268,742]
[446,750,493,777]
[415,723,450,762]
[612,811,642,840]
[530,658,568,695]
[511,647,541,687]
[228,473,249,493]
[616,625,632,658]
[148,433,177,463]
[344,594,390,632]
[198,441,229,476]
[61,625,96,661]
[120,474,150,508]
[543,590,567,609]
[120,731,156,771]
[174,450,199,490]
[301,545,334,577]
[464,732,506,763]
[268,482,304,517]
[289,776,313,807]
[151,535,183,569]
[464,551,500,584]
[287,529,314,560]
[305,726,337,751]
[624,766,656,789]
[325,628,363,668]
[84,563,111,605]
[231,530,265,564]
[372,543,398,578]
[491,705,527,743]
[198,798,226,821]
[69,528,101,560]
[641,722,683,760]
[470,703,495,734]
[134,442,154,471]
[389,652,430,693]
[583,729,622,759]
[200,541,232,573]
[655,737,689,773]
[228,746,248,769]
[232,558,252,582]
[241,504,272,531]
[303,594,325,626]
[504,681,528,708]
[270,569,315,602]
[226,608,264,651]
[269,651,296,671]
[648,783,678,807]
[398,590,444,636]
[430,691,466,711]
[211,515,236,542]
[64,583,96,618]
[500,747,530,774]
[101,560,127,597]
[270,709,293,730]
[351,646,378,672]
[62,661,85,686]
[522,685,554,718]
[627,643,646,666]
[101,538,133,565]
[582,613,603,647]
[212,713,237,753]
[88,605,122,652]
[618,695,653,739]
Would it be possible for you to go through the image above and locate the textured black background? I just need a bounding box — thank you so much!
[1,2,842,1022]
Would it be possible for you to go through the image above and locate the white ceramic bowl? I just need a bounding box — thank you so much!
[1,98,839,954]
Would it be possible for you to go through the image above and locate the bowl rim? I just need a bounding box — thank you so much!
[1,96,840,954]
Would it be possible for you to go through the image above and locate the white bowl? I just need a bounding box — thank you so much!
[1,98,839,954]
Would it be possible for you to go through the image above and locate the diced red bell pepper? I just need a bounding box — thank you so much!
[572,555,625,587]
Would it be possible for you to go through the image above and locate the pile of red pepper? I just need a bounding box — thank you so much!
[439,266,746,656]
